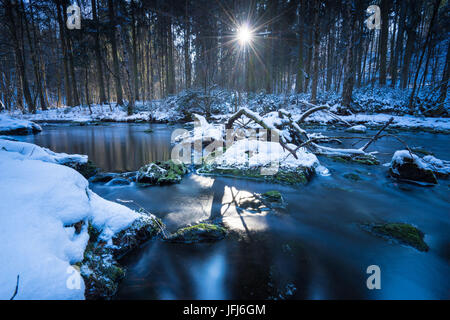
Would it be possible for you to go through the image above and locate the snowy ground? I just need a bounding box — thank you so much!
[0,139,150,299]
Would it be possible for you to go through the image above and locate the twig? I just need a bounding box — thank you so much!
[10,275,19,300]
[360,117,394,152]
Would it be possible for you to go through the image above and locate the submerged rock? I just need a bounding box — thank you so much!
[167,223,227,243]
[365,222,429,252]
[343,172,361,181]
[330,154,379,165]
[261,190,283,202]
[137,160,188,185]
[107,177,131,186]
[389,150,437,184]
[89,172,118,183]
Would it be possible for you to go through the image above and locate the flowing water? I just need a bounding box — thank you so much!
[16,122,450,299]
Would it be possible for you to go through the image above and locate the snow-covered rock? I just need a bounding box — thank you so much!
[422,155,450,178]
[346,125,367,133]
[389,150,438,184]
[0,115,42,135]
[0,139,158,299]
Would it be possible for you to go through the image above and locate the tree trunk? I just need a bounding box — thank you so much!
[310,1,320,104]
[341,0,356,107]
[378,0,389,85]
[108,0,123,105]
[5,0,35,113]
[91,0,107,104]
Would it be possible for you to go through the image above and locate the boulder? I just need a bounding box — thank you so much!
[167,223,227,243]
[345,125,367,133]
[389,150,437,184]
[137,160,188,185]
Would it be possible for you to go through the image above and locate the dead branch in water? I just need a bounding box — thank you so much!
[360,117,394,151]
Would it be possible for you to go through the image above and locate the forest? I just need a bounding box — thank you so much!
[0,0,448,115]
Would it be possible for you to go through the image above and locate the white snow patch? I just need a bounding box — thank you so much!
[0,140,144,299]
[0,114,42,134]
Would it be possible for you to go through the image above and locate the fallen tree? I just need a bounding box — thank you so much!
[224,104,394,161]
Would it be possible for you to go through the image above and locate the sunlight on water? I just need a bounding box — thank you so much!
[221,186,270,232]
[190,244,227,299]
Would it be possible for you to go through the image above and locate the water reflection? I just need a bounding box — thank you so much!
[15,123,174,171]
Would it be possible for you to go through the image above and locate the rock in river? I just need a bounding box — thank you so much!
[389,150,437,184]
[167,223,227,243]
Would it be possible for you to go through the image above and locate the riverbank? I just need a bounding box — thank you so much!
[0,138,162,299]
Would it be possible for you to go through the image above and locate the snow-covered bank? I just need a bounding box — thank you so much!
[301,113,450,133]
[3,87,449,132]
[0,139,158,299]
[5,102,176,124]
[0,115,42,135]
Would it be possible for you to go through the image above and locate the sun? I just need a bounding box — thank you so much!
[237,25,253,45]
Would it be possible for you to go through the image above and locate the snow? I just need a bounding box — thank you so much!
[0,114,42,134]
[211,139,320,171]
[0,139,87,165]
[303,113,450,132]
[346,125,367,133]
[0,139,145,299]
[391,150,428,170]
[422,155,450,176]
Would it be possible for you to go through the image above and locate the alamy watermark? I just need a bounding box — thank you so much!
[170,122,281,175]
[366,265,381,290]
[365,5,381,30]
[66,4,81,30]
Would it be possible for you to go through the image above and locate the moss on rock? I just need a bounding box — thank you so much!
[366,222,429,252]
[261,190,283,202]
[167,223,227,243]
[330,154,379,165]
[137,160,188,185]
[65,160,98,178]
[80,216,162,299]
[198,165,314,185]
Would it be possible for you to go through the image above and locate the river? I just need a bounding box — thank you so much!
[15,122,450,299]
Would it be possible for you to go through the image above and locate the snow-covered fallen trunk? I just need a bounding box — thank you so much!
[0,115,42,135]
[0,140,157,299]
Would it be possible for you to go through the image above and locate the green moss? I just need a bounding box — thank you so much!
[137,160,188,185]
[168,223,227,243]
[198,166,313,185]
[262,190,282,202]
[330,154,379,165]
[410,147,434,156]
[369,223,429,252]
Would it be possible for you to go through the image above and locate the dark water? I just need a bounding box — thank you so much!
[16,123,450,299]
